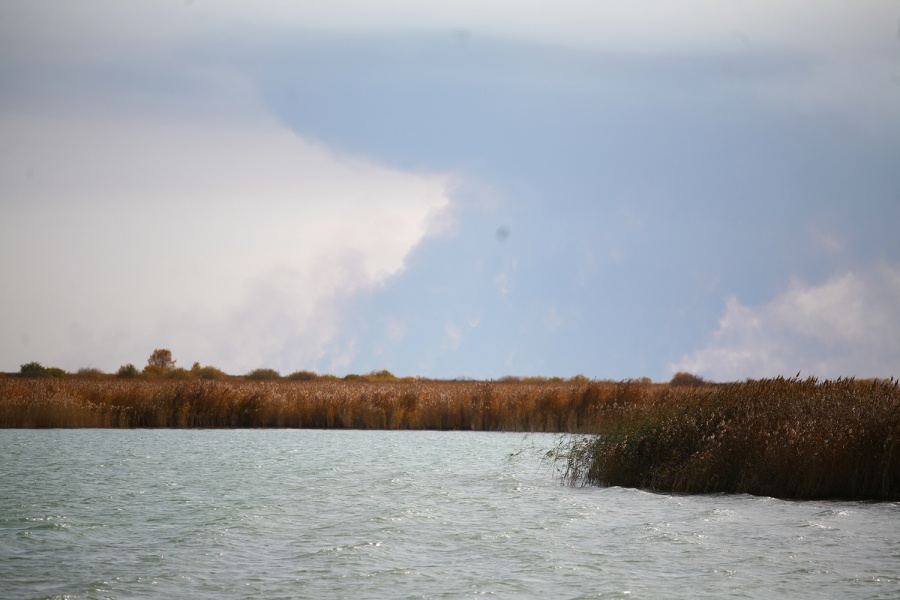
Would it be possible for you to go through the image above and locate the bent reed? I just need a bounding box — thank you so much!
[556,376,900,500]
[3,375,897,500]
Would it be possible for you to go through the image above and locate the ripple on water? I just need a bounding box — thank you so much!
[1,430,898,599]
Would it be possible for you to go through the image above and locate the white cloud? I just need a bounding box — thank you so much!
[0,110,451,374]
[0,1,465,376]
[672,264,900,381]
[0,2,464,374]
[444,321,463,351]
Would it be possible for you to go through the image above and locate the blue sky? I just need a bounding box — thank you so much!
[2,1,899,381]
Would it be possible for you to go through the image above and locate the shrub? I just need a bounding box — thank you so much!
[76,367,105,379]
[166,368,192,380]
[246,368,280,381]
[20,362,48,377]
[367,369,397,381]
[191,362,228,380]
[117,364,139,378]
[670,372,706,387]
[142,365,192,379]
[19,362,65,378]
[287,370,318,381]
[339,371,403,382]
[142,365,168,378]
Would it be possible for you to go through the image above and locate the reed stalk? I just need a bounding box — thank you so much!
[0,378,649,432]
[556,377,900,500]
[5,375,896,499]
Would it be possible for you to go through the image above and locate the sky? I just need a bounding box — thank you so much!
[2,1,899,382]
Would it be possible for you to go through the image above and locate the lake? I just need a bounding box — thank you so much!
[1,430,897,598]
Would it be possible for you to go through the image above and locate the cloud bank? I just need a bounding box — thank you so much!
[1,102,451,375]
[2,1,897,380]
[673,264,900,381]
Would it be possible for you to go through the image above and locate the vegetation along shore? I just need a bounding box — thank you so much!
[555,376,899,500]
[3,352,898,500]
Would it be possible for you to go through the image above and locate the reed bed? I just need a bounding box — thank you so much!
[6,375,897,499]
[0,378,660,432]
[557,377,900,500]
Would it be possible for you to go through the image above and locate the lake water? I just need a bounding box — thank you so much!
[1,430,898,599]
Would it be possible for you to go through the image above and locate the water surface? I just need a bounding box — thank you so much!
[1,430,897,598]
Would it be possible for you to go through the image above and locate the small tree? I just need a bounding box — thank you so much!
[117,364,139,378]
[20,361,48,377]
[147,349,176,370]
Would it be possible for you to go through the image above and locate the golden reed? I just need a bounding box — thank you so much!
[4,375,897,499]
[0,378,648,431]
[557,377,900,500]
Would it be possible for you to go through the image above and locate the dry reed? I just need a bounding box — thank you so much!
[6,375,896,499]
[557,377,900,500]
[0,378,657,432]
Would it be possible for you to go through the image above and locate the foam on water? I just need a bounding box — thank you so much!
[1,429,898,599]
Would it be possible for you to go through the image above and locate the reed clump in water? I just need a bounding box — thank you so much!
[557,377,900,500]
[0,377,661,432]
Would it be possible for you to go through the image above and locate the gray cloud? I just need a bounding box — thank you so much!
[2,1,897,380]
